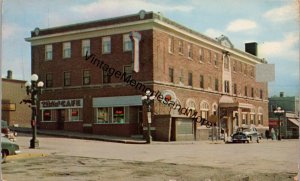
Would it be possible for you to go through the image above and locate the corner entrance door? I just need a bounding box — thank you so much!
[57,109,65,130]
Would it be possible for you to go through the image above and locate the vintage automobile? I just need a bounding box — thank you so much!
[242,127,261,143]
[231,132,250,143]
[1,120,17,142]
[1,136,20,163]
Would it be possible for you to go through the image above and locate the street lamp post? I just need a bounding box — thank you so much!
[274,107,285,141]
[25,74,44,148]
[141,90,155,144]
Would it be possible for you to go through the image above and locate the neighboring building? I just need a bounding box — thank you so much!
[2,70,31,127]
[269,92,299,138]
[25,11,269,140]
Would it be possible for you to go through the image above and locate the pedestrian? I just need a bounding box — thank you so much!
[271,128,276,140]
[265,129,270,140]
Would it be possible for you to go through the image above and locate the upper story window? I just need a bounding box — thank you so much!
[123,34,132,52]
[224,80,230,93]
[244,64,248,75]
[82,39,90,56]
[103,70,111,83]
[83,70,91,85]
[179,69,184,85]
[178,40,183,54]
[199,48,203,62]
[64,72,71,86]
[200,75,204,89]
[63,42,71,59]
[233,60,237,72]
[233,83,237,94]
[251,87,254,97]
[188,72,193,86]
[207,50,211,63]
[169,68,174,83]
[213,52,218,66]
[244,86,248,96]
[214,78,219,91]
[224,55,229,70]
[46,73,53,88]
[124,65,133,77]
[102,36,111,54]
[260,89,263,99]
[188,44,193,59]
[250,66,254,77]
[168,37,174,53]
[45,44,53,61]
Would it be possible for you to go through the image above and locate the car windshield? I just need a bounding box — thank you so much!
[243,128,251,132]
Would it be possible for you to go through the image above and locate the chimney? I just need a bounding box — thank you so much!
[280,92,284,97]
[6,70,12,79]
[245,42,257,56]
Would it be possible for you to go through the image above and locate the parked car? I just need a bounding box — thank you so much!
[242,127,261,143]
[231,132,250,143]
[1,120,17,142]
[1,136,20,163]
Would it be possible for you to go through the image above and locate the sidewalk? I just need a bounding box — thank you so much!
[11,127,147,144]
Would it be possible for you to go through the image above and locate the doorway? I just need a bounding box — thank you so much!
[57,109,65,130]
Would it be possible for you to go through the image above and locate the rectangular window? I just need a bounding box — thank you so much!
[63,42,71,58]
[102,36,111,54]
[188,44,193,59]
[113,107,125,123]
[82,39,90,56]
[260,89,263,99]
[64,72,71,86]
[188,72,193,86]
[245,86,248,96]
[233,83,237,95]
[200,75,204,88]
[244,64,247,75]
[207,50,211,63]
[179,69,184,84]
[214,78,219,91]
[169,68,174,83]
[214,53,218,66]
[251,87,254,97]
[83,70,91,85]
[233,60,236,72]
[224,80,230,93]
[224,55,229,70]
[250,66,254,77]
[43,110,55,121]
[240,62,243,73]
[199,48,203,62]
[168,37,174,53]
[178,40,183,54]
[46,73,53,88]
[103,70,111,83]
[124,65,133,77]
[96,107,110,123]
[45,44,53,60]
[123,34,132,51]
[70,108,80,121]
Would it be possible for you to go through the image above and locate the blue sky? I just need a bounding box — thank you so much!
[2,0,299,97]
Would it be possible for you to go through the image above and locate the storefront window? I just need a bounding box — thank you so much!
[97,108,109,123]
[71,108,80,121]
[43,110,52,121]
[113,107,125,123]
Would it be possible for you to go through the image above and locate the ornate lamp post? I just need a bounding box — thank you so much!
[141,90,155,143]
[25,74,44,148]
[274,106,285,141]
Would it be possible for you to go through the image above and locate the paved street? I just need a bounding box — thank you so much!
[2,134,299,180]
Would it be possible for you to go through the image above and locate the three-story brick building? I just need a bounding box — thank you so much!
[26,11,269,140]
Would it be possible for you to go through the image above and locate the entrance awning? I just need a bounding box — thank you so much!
[93,95,142,107]
[219,95,254,111]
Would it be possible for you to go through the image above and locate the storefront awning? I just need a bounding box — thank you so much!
[93,95,142,107]
[288,118,299,127]
[219,96,253,110]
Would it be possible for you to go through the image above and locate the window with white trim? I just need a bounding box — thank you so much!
[102,36,111,54]
[168,37,174,53]
[82,39,90,56]
[188,44,193,59]
[45,44,53,61]
[123,34,132,51]
[178,40,183,54]
[63,42,71,58]
[199,48,203,62]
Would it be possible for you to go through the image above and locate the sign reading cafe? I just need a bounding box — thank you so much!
[40,99,83,109]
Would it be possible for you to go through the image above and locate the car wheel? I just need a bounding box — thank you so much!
[247,140,249,143]
[1,150,8,163]
[257,139,259,143]
[249,136,252,141]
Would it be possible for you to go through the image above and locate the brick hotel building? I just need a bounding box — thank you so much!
[26,11,269,140]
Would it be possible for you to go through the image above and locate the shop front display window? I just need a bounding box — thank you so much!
[43,110,52,121]
[113,107,125,123]
[71,108,80,121]
[97,107,110,123]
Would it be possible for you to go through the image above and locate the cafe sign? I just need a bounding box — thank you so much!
[40,99,83,109]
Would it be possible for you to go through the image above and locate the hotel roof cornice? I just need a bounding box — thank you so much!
[25,10,267,65]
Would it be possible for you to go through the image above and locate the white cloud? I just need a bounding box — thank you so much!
[263,2,298,23]
[71,0,194,18]
[259,31,299,61]
[204,28,224,39]
[226,19,257,32]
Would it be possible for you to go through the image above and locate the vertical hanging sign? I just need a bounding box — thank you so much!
[130,31,141,73]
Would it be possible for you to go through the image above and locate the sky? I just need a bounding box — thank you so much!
[2,0,299,97]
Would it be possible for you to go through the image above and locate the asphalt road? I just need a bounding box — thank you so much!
[2,134,299,180]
